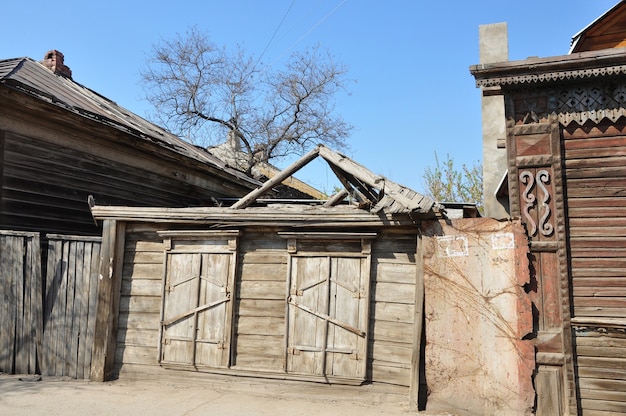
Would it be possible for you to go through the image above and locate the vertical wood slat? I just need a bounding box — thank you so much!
[409,233,424,410]
[42,235,101,378]
[0,231,41,376]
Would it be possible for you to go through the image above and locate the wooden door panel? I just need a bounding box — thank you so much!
[162,253,199,365]
[161,251,233,368]
[327,257,365,378]
[195,253,231,367]
[287,255,368,380]
[288,256,328,375]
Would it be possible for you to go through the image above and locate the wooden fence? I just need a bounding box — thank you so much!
[0,232,101,378]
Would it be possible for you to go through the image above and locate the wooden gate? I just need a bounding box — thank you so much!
[0,230,42,375]
[42,234,102,378]
[158,231,239,369]
[0,232,100,378]
[282,233,374,382]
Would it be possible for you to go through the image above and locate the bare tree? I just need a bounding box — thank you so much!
[141,26,352,173]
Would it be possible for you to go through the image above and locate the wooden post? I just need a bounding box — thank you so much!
[409,231,425,410]
[90,220,125,382]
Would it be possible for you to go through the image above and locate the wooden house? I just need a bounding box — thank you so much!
[88,145,536,414]
[0,50,260,237]
[471,2,626,414]
[0,50,260,379]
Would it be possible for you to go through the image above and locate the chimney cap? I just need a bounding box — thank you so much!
[40,50,72,79]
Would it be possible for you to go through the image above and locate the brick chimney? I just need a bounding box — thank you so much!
[40,50,72,79]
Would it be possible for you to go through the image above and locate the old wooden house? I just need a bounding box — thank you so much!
[0,50,260,236]
[0,50,261,379]
[88,145,536,414]
[471,2,626,414]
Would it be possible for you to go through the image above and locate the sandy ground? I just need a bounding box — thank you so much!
[0,373,456,416]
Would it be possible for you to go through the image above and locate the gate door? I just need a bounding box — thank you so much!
[282,233,375,382]
[158,231,239,369]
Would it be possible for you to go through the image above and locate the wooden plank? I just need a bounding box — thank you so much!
[54,240,69,377]
[579,388,626,404]
[373,262,416,284]
[84,241,101,378]
[29,234,43,374]
[14,235,26,374]
[577,366,626,381]
[117,328,159,347]
[409,234,424,410]
[124,251,163,264]
[372,282,415,304]
[238,281,285,300]
[65,241,82,378]
[90,220,126,382]
[580,399,626,413]
[575,307,626,318]
[231,146,320,209]
[372,301,414,324]
[369,340,413,364]
[240,251,288,264]
[536,366,563,416]
[240,263,287,281]
[0,236,15,373]
[233,334,284,368]
[117,312,159,331]
[115,345,158,366]
[370,361,410,386]
[122,263,163,280]
[42,239,58,375]
[236,299,285,318]
[119,295,161,314]
[121,279,162,297]
[370,321,413,343]
[236,316,285,336]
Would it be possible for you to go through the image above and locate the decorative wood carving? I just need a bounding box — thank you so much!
[519,169,554,238]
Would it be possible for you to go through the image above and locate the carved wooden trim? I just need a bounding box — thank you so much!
[506,117,578,414]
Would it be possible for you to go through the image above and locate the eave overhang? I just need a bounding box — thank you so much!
[470,47,626,88]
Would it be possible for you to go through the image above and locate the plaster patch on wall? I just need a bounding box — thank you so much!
[436,235,468,257]
[492,232,514,250]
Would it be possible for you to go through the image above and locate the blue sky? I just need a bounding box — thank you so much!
[1,1,618,195]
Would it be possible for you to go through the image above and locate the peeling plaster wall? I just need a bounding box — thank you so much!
[422,218,535,415]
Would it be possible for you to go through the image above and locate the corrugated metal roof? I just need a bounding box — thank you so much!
[0,57,259,186]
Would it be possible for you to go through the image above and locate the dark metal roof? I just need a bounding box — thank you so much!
[0,57,259,187]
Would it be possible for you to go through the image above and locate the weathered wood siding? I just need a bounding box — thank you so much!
[42,235,101,378]
[0,230,41,375]
[573,329,626,414]
[115,225,164,371]
[233,231,287,371]
[114,225,418,387]
[370,234,416,386]
[563,119,626,413]
[564,120,626,319]
[0,131,213,235]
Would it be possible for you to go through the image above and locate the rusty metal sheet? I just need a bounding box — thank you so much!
[422,218,535,415]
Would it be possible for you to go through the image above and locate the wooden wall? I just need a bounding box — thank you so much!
[113,223,418,387]
[0,131,222,236]
[562,119,626,414]
[0,90,255,236]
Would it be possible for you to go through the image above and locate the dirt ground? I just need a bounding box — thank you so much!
[0,373,456,416]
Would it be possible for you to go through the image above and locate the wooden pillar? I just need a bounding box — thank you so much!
[409,231,424,410]
[507,117,577,415]
[90,220,125,382]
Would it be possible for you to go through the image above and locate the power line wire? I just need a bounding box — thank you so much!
[254,0,296,71]
[271,0,348,65]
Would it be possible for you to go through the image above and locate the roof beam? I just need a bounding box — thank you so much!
[231,146,321,209]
